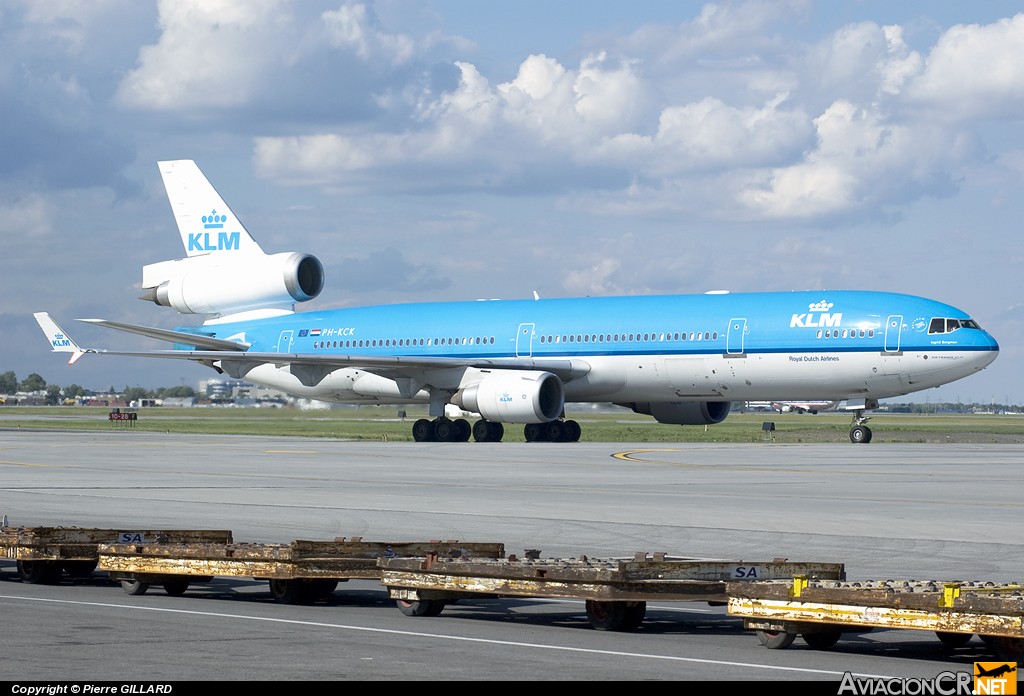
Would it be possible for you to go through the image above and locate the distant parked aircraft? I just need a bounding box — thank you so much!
[772,401,841,414]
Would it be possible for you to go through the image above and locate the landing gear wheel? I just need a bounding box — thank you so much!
[523,423,543,442]
[163,580,189,596]
[802,630,842,650]
[472,420,504,442]
[564,419,581,442]
[586,600,646,632]
[16,560,60,584]
[412,419,433,442]
[757,630,797,649]
[396,599,445,617]
[936,631,973,648]
[544,420,565,442]
[121,579,150,595]
[454,418,472,442]
[850,425,872,443]
[433,417,455,442]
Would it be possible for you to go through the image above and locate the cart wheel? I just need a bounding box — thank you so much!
[621,602,647,631]
[269,579,307,605]
[121,579,150,595]
[163,580,189,596]
[308,579,339,600]
[936,631,973,648]
[586,600,646,631]
[396,599,445,617]
[16,560,60,584]
[803,629,842,650]
[62,560,99,579]
[981,635,1024,664]
[757,629,797,649]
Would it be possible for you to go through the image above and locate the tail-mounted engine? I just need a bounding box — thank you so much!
[622,401,731,425]
[140,252,324,317]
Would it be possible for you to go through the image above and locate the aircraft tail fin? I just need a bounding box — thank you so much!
[158,160,265,257]
[33,312,87,364]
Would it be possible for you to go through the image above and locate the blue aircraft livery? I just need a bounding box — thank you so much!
[33,160,999,444]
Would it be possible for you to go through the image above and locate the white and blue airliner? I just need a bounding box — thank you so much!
[35,160,999,443]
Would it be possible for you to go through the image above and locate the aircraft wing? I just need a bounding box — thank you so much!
[33,313,590,382]
[55,348,591,382]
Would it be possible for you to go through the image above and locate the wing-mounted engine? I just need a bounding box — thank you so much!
[452,370,565,424]
[140,251,324,317]
[621,401,731,425]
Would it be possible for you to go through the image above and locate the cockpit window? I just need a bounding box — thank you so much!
[928,317,982,334]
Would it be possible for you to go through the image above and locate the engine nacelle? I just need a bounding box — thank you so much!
[452,370,564,424]
[623,401,731,425]
[141,252,324,317]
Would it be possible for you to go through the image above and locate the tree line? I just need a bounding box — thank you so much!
[1,370,196,405]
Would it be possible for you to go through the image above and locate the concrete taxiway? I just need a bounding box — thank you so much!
[1,431,1021,681]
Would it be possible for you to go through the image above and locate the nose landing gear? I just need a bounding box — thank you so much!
[848,400,877,443]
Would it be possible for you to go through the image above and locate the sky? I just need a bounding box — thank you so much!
[1,0,1022,404]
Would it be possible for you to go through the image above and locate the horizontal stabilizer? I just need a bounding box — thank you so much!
[79,318,251,351]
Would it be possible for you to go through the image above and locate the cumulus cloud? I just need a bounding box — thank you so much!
[737,99,963,218]
[0,194,52,240]
[562,257,623,296]
[116,0,293,109]
[908,13,1024,119]
[116,0,439,112]
[110,2,1024,227]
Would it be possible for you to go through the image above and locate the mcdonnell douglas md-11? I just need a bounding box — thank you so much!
[35,160,999,443]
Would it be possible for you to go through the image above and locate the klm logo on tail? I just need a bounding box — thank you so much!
[51,333,71,349]
[187,210,241,252]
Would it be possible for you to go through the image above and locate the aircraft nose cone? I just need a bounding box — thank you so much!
[976,332,999,369]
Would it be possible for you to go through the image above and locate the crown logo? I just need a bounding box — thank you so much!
[809,300,834,312]
[202,210,227,229]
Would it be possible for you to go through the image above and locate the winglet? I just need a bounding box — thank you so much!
[33,312,87,364]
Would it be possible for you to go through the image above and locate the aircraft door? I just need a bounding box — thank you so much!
[884,315,903,353]
[516,323,535,358]
[276,330,294,353]
[727,318,747,355]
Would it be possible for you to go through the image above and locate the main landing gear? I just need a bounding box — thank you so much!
[412,417,472,442]
[410,417,580,442]
[524,419,581,442]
